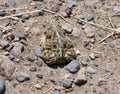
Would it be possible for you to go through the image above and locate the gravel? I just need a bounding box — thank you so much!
[34,48,42,57]
[89,53,96,60]
[36,73,43,79]
[107,42,115,48]
[30,66,37,72]
[65,7,72,16]
[87,67,97,74]
[0,76,6,94]
[62,23,73,34]
[16,72,30,83]
[0,40,9,49]
[27,54,35,62]
[62,78,72,88]
[66,60,80,73]
[51,4,60,13]
[54,90,61,94]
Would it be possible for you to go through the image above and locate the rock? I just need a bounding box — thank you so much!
[74,74,87,86]
[21,14,30,19]
[54,90,61,94]
[27,54,35,62]
[38,9,44,16]
[83,39,90,47]
[0,40,9,49]
[66,60,80,73]
[62,78,72,88]
[107,42,115,48]
[0,11,6,17]
[77,19,84,25]
[36,73,43,79]
[93,61,99,67]
[30,66,37,72]
[87,67,97,74]
[99,91,104,94]
[67,0,76,8]
[0,55,15,80]
[84,26,95,38]
[19,33,26,40]
[75,49,80,55]
[62,23,73,34]
[51,4,60,13]
[34,47,42,57]
[72,27,81,37]
[14,37,20,42]
[10,42,24,58]
[74,68,87,86]
[23,61,31,66]
[16,72,30,83]
[81,55,88,66]
[8,55,15,61]
[98,78,107,86]
[87,16,94,21]
[113,6,120,12]
[89,53,95,60]
[65,7,72,16]
[8,0,16,7]
[0,76,6,94]
[34,84,41,89]
[3,19,11,26]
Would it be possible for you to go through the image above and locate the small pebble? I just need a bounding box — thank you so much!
[67,0,76,8]
[19,33,26,40]
[14,37,20,42]
[38,9,44,16]
[107,42,115,48]
[74,74,87,86]
[87,16,94,21]
[93,61,99,67]
[51,4,60,13]
[83,40,90,47]
[113,6,120,12]
[62,78,72,88]
[36,73,43,79]
[3,19,11,26]
[87,67,97,74]
[66,60,80,73]
[34,84,41,89]
[34,48,42,57]
[16,72,30,83]
[27,54,35,62]
[30,66,37,72]
[54,90,61,94]
[89,53,95,60]
[62,23,73,34]
[0,40,9,49]
[21,14,30,19]
[0,11,6,16]
[23,61,31,66]
[65,7,72,16]
[9,55,15,61]
[77,19,84,25]
[84,26,95,38]
[0,76,6,94]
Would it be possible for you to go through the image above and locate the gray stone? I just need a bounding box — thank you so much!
[36,73,43,79]
[89,53,95,60]
[93,61,99,67]
[108,42,115,48]
[54,90,61,94]
[0,40,9,49]
[34,48,42,57]
[62,78,72,88]
[0,76,6,94]
[113,6,120,12]
[74,74,87,86]
[3,19,10,27]
[30,66,37,72]
[27,54,35,62]
[51,4,60,13]
[62,23,73,34]
[81,56,88,66]
[87,67,97,74]
[67,0,76,8]
[66,60,80,73]
[16,72,30,83]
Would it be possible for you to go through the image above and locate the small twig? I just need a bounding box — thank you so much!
[43,85,55,94]
[108,14,116,28]
[99,32,114,43]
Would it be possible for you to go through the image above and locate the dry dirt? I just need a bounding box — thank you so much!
[0,0,120,94]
